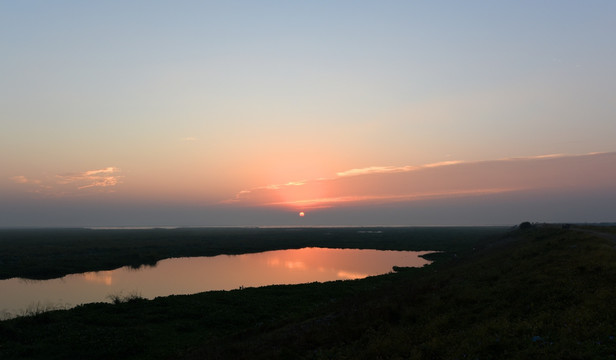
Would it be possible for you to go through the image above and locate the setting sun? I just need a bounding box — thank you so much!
[299,211,305,217]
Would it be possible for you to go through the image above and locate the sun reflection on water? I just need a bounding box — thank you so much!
[337,270,368,280]
[83,271,113,286]
[1,247,434,319]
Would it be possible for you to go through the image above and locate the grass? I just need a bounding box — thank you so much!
[1,225,615,359]
[107,291,145,305]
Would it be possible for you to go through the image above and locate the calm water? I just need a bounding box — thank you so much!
[0,247,432,319]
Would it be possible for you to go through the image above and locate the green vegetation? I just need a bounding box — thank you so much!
[1,225,616,359]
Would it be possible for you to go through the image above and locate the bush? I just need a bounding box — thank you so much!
[519,222,533,230]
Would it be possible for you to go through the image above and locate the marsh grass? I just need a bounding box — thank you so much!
[107,291,145,305]
[0,302,70,323]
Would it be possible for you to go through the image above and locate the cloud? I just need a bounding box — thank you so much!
[57,167,123,190]
[221,181,309,204]
[181,137,198,142]
[225,152,616,209]
[11,167,123,195]
[422,160,464,168]
[335,160,463,177]
[10,175,41,185]
[336,166,418,177]
[264,188,519,208]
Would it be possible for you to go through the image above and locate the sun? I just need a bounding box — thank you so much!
[299,211,305,217]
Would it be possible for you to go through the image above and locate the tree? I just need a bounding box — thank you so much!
[519,221,532,230]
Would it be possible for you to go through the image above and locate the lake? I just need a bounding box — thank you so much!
[0,247,433,319]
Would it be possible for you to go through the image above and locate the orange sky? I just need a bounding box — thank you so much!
[223,152,616,210]
[2,151,615,227]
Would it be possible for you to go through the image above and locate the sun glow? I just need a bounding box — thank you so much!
[224,152,616,212]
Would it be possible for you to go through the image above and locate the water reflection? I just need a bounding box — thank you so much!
[83,271,114,286]
[0,247,433,319]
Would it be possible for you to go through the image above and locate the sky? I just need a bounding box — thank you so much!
[1,1,615,227]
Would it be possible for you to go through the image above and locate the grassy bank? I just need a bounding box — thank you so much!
[2,225,615,359]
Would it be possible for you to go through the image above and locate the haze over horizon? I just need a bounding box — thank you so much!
[1,1,615,227]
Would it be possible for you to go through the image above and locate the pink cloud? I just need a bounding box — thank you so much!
[334,160,463,178]
[10,175,41,185]
[226,152,616,209]
[264,188,520,208]
[336,166,418,177]
[11,167,123,195]
[57,167,123,191]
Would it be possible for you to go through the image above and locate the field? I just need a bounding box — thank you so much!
[1,225,616,359]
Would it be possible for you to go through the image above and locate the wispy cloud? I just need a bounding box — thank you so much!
[335,160,463,177]
[221,180,309,204]
[336,166,418,177]
[11,167,123,195]
[264,181,307,190]
[423,160,463,168]
[10,175,41,185]
[57,167,123,190]
[225,152,616,209]
[263,188,520,208]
